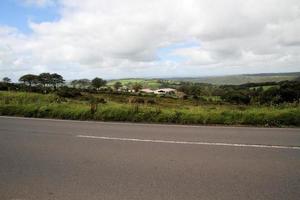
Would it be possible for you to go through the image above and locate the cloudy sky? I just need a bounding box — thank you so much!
[1,0,300,80]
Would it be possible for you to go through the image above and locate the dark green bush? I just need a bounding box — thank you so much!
[57,87,82,98]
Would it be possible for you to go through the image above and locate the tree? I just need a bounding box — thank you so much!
[92,77,106,90]
[2,77,11,83]
[19,74,38,87]
[38,73,52,88]
[50,73,64,90]
[132,82,142,92]
[278,81,300,103]
[221,90,251,104]
[71,80,79,88]
[78,79,91,88]
[114,81,122,91]
[258,87,280,104]
[71,79,91,89]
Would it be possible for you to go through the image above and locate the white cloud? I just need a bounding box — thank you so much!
[1,0,300,80]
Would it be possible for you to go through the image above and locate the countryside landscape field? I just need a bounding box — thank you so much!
[1,72,299,127]
[1,1,300,200]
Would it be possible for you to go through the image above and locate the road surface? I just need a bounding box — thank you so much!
[0,116,300,200]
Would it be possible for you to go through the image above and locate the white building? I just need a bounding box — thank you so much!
[140,88,154,93]
[154,88,176,95]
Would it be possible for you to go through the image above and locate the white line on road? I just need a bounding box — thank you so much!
[76,135,300,150]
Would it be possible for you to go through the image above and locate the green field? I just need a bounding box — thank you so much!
[107,79,163,89]
[1,91,299,127]
[106,72,300,88]
[168,74,300,85]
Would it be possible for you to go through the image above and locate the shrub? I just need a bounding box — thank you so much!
[0,91,299,127]
[57,87,81,98]
[146,99,156,104]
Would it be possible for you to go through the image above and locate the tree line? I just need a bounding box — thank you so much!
[1,73,147,94]
[1,73,110,89]
[177,81,300,105]
[19,73,64,90]
[1,74,300,105]
[0,73,112,94]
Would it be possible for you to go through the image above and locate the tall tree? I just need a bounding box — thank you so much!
[19,74,38,87]
[38,73,52,87]
[92,77,106,90]
[50,73,64,90]
[38,73,52,93]
[114,81,122,91]
[78,79,91,88]
[132,82,142,92]
[2,77,11,83]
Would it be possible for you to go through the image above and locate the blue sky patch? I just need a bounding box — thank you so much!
[0,0,59,34]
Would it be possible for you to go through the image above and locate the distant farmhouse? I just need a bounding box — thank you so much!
[140,88,177,95]
[154,88,176,95]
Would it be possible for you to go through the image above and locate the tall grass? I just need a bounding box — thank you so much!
[0,91,299,127]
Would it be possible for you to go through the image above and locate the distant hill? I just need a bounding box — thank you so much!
[165,72,300,85]
[245,72,300,77]
[107,72,300,87]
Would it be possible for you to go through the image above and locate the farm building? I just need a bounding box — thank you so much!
[154,88,176,95]
[140,88,154,93]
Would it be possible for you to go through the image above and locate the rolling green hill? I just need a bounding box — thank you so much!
[165,72,300,85]
[108,72,300,87]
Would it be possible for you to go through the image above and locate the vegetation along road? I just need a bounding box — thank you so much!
[1,72,300,127]
[0,116,300,200]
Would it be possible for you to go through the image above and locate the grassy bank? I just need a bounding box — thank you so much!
[0,91,299,127]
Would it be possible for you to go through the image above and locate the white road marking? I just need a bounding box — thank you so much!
[76,135,300,150]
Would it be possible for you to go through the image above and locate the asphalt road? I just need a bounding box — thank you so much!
[0,116,300,200]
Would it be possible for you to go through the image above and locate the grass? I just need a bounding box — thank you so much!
[107,79,162,89]
[0,91,299,127]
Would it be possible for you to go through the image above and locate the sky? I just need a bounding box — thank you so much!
[0,0,300,81]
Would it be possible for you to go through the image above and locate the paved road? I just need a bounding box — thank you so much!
[0,116,300,200]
